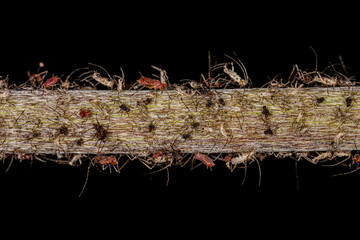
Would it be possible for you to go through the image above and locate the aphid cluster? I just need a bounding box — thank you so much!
[1,51,360,195]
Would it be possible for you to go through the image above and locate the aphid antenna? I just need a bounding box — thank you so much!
[88,63,115,82]
[224,52,251,85]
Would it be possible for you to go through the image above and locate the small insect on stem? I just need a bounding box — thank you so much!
[80,63,115,89]
[346,96,352,107]
[43,76,60,88]
[95,155,119,172]
[79,109,92,118]
[27,71,48,87]
[194,152,215,167]
[119,103,131,113]
[93,122,108,144]
[138,76,167,90]
[261,106,271,120]
[312,96,325,106]
[264,127,273,135]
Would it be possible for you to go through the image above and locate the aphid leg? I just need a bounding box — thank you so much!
[79,161,92,198]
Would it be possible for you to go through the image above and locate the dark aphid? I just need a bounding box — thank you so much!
[261,106,270,117]
[346,96,352,107]
[148,123,156,132]
[217,97,225,106]
[206,99,214,108]
[182,133,191,140]
[192,122,200,129]
[59,125,69,135]
[76,138,84,146]
[264,127,273,135]
[93,123,108,140]
[313,97,325,105]
[119,103,130,113]
[143,97,153,105]
[32,131,41,138]
[262,106,271,118]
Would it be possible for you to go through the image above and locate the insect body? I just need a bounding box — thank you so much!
[44,76,60,88]
[346,96,352,107]
[223,62,249,87]
[194,152,215,167]
[27,71,48,87]
[79,109,92,118]
[138,76,167,90]
[351,154,360,166]
[95,155,119,172]
[92,72,114,88]
[93,123,108,142]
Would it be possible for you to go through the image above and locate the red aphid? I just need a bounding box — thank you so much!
[44,76,60,88]
[194,152,215,167]
[352,154,360,165]
[152,150,164,159]
[79,109,92,118]
[138,76,167,90]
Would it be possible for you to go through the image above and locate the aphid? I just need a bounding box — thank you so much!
[346,96,352,107]
[119,103,130,113]
[79,109,92,118]
[262,106,271,118]
[148,123,156,132]
[93,123,108,141]
[152,150,164,159]
[80,63,115,89]
[17,153,33,162]
[92,72,114,88]
[192,122,200,129]
[194,152,215,167]
[43,76,60,88]
[27,71,48,87]
[58,125,68,136]
[264,127,273,135]
[138,76,167,90]
[205,99,214,108]
[351,154,360,166]
[182,133,191,140]
[219,53,250,87]
[76,138,84,146]
[218,97,225,106]
[95,155,119,172]
[313,96,325,105]
[225,151,257,169]
[138,97,153,106]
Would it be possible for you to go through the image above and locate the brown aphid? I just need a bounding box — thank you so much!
[182,133,191,140]
[313,97,325,105]
[346,96,352,107]
[93,123,108,141]
[206,99,214,108]
[262,106,271,118]
[76,138,84,146]
[148,123,156,132]
[264,127,273,135]
[192,122,200,129]
[59,125,69,136]
[119,103,130,113]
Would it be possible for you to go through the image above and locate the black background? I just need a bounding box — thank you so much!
[0,3,359,225]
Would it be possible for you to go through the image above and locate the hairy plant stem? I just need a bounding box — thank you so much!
[0,87,358,155]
